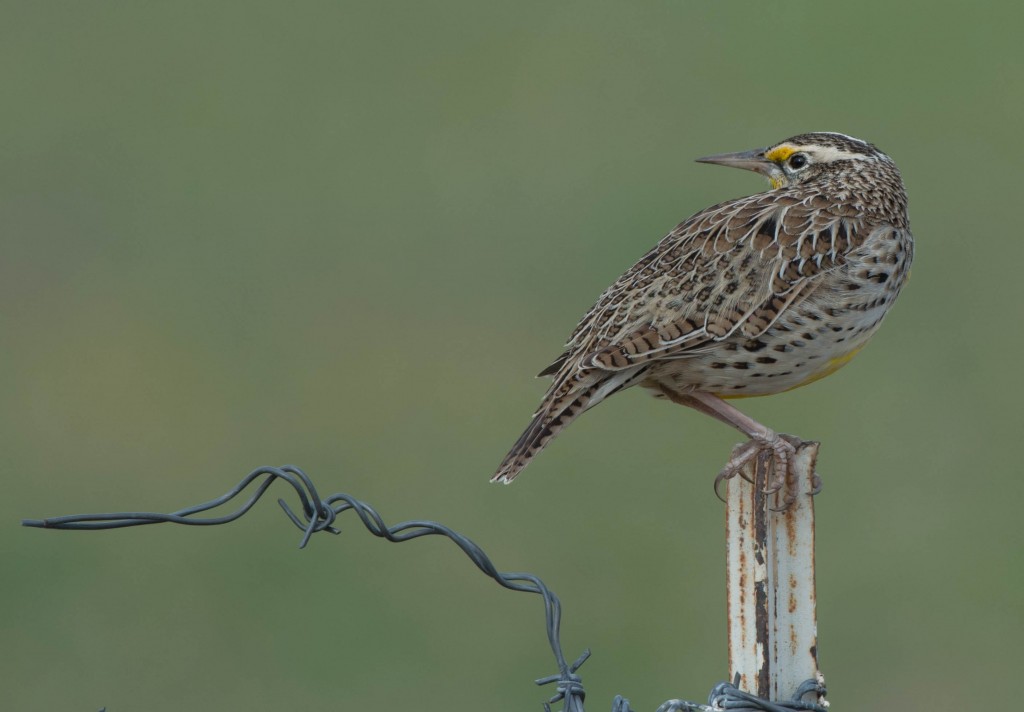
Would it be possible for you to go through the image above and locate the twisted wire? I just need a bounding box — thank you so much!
[23,466,827,712]
[23,465,586,710]
[613,676,827,712]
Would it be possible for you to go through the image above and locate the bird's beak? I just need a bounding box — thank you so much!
[695,147,776,178]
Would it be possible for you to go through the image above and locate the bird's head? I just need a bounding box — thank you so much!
[696,132,893,190]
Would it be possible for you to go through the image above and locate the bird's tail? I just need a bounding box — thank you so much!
[490,367,647,483]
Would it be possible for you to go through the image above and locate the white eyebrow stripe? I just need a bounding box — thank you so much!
[792,145,870,162]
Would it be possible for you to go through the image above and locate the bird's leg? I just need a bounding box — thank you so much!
[658,388,812,507]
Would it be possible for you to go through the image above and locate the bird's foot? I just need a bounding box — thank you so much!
[714,433,821,510]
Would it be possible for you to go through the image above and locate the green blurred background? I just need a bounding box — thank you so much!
[4,1,1022,709]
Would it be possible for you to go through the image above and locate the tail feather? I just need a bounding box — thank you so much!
[491,366,648,483]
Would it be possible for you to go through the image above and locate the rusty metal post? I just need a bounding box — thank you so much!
[725,441,825,705]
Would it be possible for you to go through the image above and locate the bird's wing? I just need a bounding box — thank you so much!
[543,190,868,376]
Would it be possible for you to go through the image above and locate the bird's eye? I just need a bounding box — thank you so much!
[788,154,808,170]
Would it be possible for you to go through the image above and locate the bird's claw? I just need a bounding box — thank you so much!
[714,433,821,510]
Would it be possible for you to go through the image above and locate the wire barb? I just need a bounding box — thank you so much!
[537,648,589,712]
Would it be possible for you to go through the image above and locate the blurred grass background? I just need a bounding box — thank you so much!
[3,1,1022,709]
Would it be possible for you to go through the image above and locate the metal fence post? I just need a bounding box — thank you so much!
[725,441,825,705]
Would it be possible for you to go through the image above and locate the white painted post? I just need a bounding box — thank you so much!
[725,441,826,706]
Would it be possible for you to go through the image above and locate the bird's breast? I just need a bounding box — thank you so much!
[647,238,911,399]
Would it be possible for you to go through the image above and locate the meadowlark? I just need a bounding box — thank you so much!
[492,132,912,500]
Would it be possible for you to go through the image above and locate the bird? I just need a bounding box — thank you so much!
[491,132,913,501]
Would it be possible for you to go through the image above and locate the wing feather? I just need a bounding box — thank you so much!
[543,190,871,376]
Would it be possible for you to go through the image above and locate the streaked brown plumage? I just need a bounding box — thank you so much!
[492,133,913,494]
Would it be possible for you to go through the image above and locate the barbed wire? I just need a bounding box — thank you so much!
[614,676,827,712]
[23,465,826,712]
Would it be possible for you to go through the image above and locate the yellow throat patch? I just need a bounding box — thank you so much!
[765,145,797,189]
